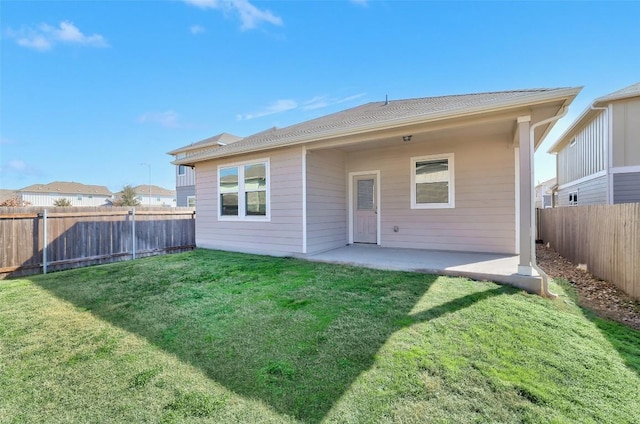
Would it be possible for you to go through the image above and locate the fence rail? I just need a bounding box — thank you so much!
[537,204,640,300]
[0,206,196,279]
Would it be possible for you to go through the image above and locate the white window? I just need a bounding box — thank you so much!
[411,154,455,209]
[569,191,578,206]
[187,196,196,207]
[569,138,577,147]
[178,165,186,176]
[218,159,269,220]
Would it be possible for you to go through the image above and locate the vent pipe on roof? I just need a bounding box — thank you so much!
[384,95,388,106]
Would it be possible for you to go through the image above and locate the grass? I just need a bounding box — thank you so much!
[1,249,639,423]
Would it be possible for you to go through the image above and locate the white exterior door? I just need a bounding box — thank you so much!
[353,174,377,243]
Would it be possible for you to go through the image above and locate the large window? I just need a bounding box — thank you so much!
[218,159,269,220]
[411,154,455,209]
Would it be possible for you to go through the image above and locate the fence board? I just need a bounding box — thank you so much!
[0,207,195,279]
[538,204,640,300]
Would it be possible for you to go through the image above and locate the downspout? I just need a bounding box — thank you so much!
[529,106,569,298]
[590,105,610,203]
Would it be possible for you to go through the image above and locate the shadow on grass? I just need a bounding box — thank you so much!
[556,279,640,378]
[32,249,512,423]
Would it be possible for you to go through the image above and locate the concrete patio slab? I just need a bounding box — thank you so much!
[306,244,543,294]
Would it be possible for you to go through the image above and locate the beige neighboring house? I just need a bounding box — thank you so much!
[535,177,556,209]
[131,185,176,207]
[168,133,242,207]
[172,87,580,292]
[19,181,112,206]
[548,82,640,206]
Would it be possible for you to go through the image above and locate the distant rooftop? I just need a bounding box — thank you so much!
[20,181,112,196]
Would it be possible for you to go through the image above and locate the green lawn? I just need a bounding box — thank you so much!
[1,249,639,423]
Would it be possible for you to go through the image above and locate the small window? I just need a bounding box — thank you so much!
[411,154,455,209]
[218,159,269,220]
[187,196,196,207]
[569,138,577,147]
[77,195,82,200]
[569,191,578,206]
[178,165,186,176]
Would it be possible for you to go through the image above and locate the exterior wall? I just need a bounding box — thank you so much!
[176,185,196,207]
[557,111,607,185]
[556,175,608,206]
[176,165,196,187]
[345,135,516,254]
[306,149,347,254]
[195,146,304,255]
[613,172,640,204]
[612,98,640,167]
[136,194,176,207]
[20,192,112,207]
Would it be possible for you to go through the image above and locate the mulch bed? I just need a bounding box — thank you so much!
[536,244,640,331]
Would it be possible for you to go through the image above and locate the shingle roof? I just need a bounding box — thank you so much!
[548,82,640,153]
[595,82,640,103]
[132,185,176,197]
[174,87,579,164]
[19,181,112,196]
[167,132,242,155]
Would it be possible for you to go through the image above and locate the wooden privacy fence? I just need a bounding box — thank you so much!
[0,207,196,279]
[537,204,640,300]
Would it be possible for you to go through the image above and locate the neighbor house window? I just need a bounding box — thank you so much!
[178,165,186,176]
[218,159,269,220]
[187,196,196,207]
[411,154,455,209]
[569,191,578,206]
[569,138,577,147]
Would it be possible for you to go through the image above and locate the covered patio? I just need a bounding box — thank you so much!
[306,244,542,293]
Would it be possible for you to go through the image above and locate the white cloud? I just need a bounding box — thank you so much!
[137,111,182,128]
[184,0,282,30]
[0,159,41,178]
[236,99,298,120]
[237,93,367,120]
[190,25,206,34]
[302,93,367,111]
[8,160,27,171]
[6,21,108,51]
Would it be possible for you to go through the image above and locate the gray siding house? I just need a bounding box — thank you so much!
[172,88,580,293]
[548,82,640,206]
[168,133,242,207]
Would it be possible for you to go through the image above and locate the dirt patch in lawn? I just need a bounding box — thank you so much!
[536,244,640,331]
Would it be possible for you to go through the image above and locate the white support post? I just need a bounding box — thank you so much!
[517,116,533,276]
[131,208,136,260]
[42,209,48,274]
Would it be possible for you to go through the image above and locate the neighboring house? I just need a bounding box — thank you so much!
[172,87,580,288]
[0,189,19,204]
[130,185,177,207]
[168,133,242,207]
[535,177,556,209]
[548,82,640,206]
[19,181,112,206]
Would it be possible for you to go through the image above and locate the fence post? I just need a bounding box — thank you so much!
[42,209,48,274]
[131,207,136,260]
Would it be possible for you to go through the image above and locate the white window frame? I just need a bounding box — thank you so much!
[217,158,270,221]
[178,165,186,176]
[411,153,455,209]
[187,196,196,207]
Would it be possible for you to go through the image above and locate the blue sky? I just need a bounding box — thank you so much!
[1,0,639,192]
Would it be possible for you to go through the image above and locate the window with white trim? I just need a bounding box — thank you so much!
[411,154,455,209]
[569,191,578,206]
[178,165,186,176]
[218,159,269,220]
[187,196,196,207]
